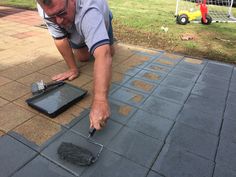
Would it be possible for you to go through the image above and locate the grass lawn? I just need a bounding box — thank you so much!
[1,0,236,63]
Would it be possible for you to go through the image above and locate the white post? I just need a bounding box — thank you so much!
[175,0,180,16]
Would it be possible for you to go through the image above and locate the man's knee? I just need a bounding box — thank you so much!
[74,47,90,62]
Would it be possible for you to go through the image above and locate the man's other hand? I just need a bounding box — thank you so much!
[89,99,110,130]
[52,68,79,81]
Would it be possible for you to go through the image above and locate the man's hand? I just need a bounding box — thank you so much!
[52,68,79,81]
[89,99,110,130]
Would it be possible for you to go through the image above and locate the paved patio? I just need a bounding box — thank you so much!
[0,5,236,177]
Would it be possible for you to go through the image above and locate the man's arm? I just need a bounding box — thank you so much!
[89,44,112,130]
[53,38,79,81]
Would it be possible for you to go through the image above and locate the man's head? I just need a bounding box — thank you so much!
[37,0,76,28]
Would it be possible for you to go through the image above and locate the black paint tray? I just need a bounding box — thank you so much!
[26,83,87,118]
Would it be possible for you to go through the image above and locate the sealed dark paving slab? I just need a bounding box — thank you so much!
[127,109,173,141]
[81,148,149,177]
[224,103,236,120]
[221,118,236,143]
[107,127,163,168]
[185,94,225,117]
[166,123,218,160]
[191,83,228,103]
[41,130,101,176]
[174,58,206,73]
[11,155,76,177]
[168,68,199,81]
[216,139,236,171]
[152,85,190,104]
[176,106,222,135]
[71,115,123,146]
[227,91,236,105]
[152,144,214,177]
[141,96,183,120]
[160,76,195,91]
[0,134,37,177]
[213,164,236,177]
[146,171,163,177]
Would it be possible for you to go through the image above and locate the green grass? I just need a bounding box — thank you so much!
[1,0,236,62]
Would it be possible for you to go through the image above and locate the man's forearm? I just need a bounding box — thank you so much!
[93,45,112,101]
[54,38,77,70]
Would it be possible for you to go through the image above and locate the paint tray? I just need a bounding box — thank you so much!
[26,83,87,118]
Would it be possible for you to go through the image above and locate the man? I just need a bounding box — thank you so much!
[37,0,114,130]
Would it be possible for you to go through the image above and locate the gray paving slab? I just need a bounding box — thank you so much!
[109,84,121,95]
[127,110,173,141]
[231,67,236,82]
[107,127,163,168]
[174,59,206,73]
[227,91,236,105]
[41,130,102,176]
[81,148,149,177]
[216,139,236,171]
[168,68,199,81]
[166,122,218,160]
[213,164,236,177]
[124,78,158,94]
[144,63,172,73]
[224,103,236,120]
[141,96,183,120]
[176,106,222,135]
[197,74,230,91]
[12,155,76,177]
[160,76,195,91]
[152,144,214,177]
[71,115,123,146]
[221,118,236,143]
[191,83,228,103]
[110,87,149,107]
[202,61,233,80]
[185,94,225,117]
[109,99,138,125]
[8,127,67,152]
[0,134,37,177]
[229,83,236,93]
[146,171,163,177]
[152,85,190,104]
[157,52,183,61]
[135,70,167,84]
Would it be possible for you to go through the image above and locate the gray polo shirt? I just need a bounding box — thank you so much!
[37,0,112,54]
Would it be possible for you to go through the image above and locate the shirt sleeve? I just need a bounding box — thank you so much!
[36,3,68,39]
[80,9,110,54]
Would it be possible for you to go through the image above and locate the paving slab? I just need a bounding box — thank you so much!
[191,83,228,103]
[127,109,173,141]
[224,103,236,120]
[227,91,236,105]
[81,148,148,177]
[168,68,199,81]
[221,118,236,143]
[216,139,236,171]
[0,134,37,177]
[146,171,163,177]
[177,106,222,135]
[109,99,137,124]
[213,164,236,177]
[185,94,225,117]
[71,115,123,146]
[152,144,214,177]
[12,155,76,177]
[202,61,233,80]
[124,77,158,94]
[9,115,67,152]
[107,127,163,168]
[141,96,183,120]
[152,85,190,104]
[144,63,172,73]
[166,122,218,160]
[135,70,167,84]
[160,75,195,91]
[42,130,101,176]
[110,87,149,107]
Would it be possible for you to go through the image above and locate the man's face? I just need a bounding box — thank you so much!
[42,0,76,28]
